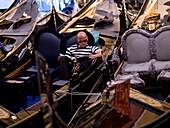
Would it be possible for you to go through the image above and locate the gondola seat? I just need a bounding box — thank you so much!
[34,28,61,64]
[52,30,100,86]
[121,26,170,78]
[32,29,95,74]
[27,28,62,75]
[0,28,63,110]
[33,29,97,89]
[115,73,145,88]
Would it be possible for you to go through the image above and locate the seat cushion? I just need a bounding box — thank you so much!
[115,73,145,88]
[26,65,59,74]
[121,61,151,75]
[153,61,170,71]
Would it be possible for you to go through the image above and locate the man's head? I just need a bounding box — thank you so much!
[77,31,88,48]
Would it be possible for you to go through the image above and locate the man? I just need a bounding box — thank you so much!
[59,31,102,80]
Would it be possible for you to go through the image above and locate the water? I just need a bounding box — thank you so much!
[0,0,15,9]
[37,0,78,14]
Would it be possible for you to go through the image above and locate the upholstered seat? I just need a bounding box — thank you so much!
[153,61,170,71]
[121,61,152,75]
[122,30,151,64]
[115,73,145,88]
[121,26,170,76]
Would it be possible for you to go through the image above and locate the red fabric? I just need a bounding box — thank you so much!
[114,79,131,117]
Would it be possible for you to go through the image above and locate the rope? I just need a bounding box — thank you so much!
[55,90,101,96]
[67,75,102,126]
[122,0,128,28]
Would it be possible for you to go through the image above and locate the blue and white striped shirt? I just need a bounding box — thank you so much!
[65,44,99,60]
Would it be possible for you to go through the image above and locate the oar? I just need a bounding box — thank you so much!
[59,0,104,33]
[0,0,28,20]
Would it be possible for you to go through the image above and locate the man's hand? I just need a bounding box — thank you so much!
[58,56,62,61]
[89,54,97,59]
[58,54,65,61]
[89,48,102,59]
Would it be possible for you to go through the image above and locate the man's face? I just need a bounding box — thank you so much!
[77,35,88,48]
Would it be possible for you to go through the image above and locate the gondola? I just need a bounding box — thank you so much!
[36,0,97,31]
[0,0,38,78]
[36,2,71,31]
[63,79,170,128]
[0,0,99,111]
[0,0,38,111]
[0,0,73,79]
[0,0,101,78]
[0,25,106,128]
[43,22,170,127]
[0,0,118,109]
[81,24,170,127]
[77,0,170,127]
[0,1,99,107]
[0,0,121,127]
[90,1,170,127]
[44,6,170,127]
[30,0,170,127]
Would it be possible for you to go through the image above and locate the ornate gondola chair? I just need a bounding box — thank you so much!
[20,27,62,94]
[24,28,63,91]
[30,27,62,75]
[119,26,170,91]
[0,28,62,111]
[32,29,95,76]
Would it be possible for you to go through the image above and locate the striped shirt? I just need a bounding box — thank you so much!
[65,44,100,60]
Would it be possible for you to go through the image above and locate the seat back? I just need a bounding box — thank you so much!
[121,29,151,64]
[154,26,170,61]
[34,28,62,66]
[122,26,170,63]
